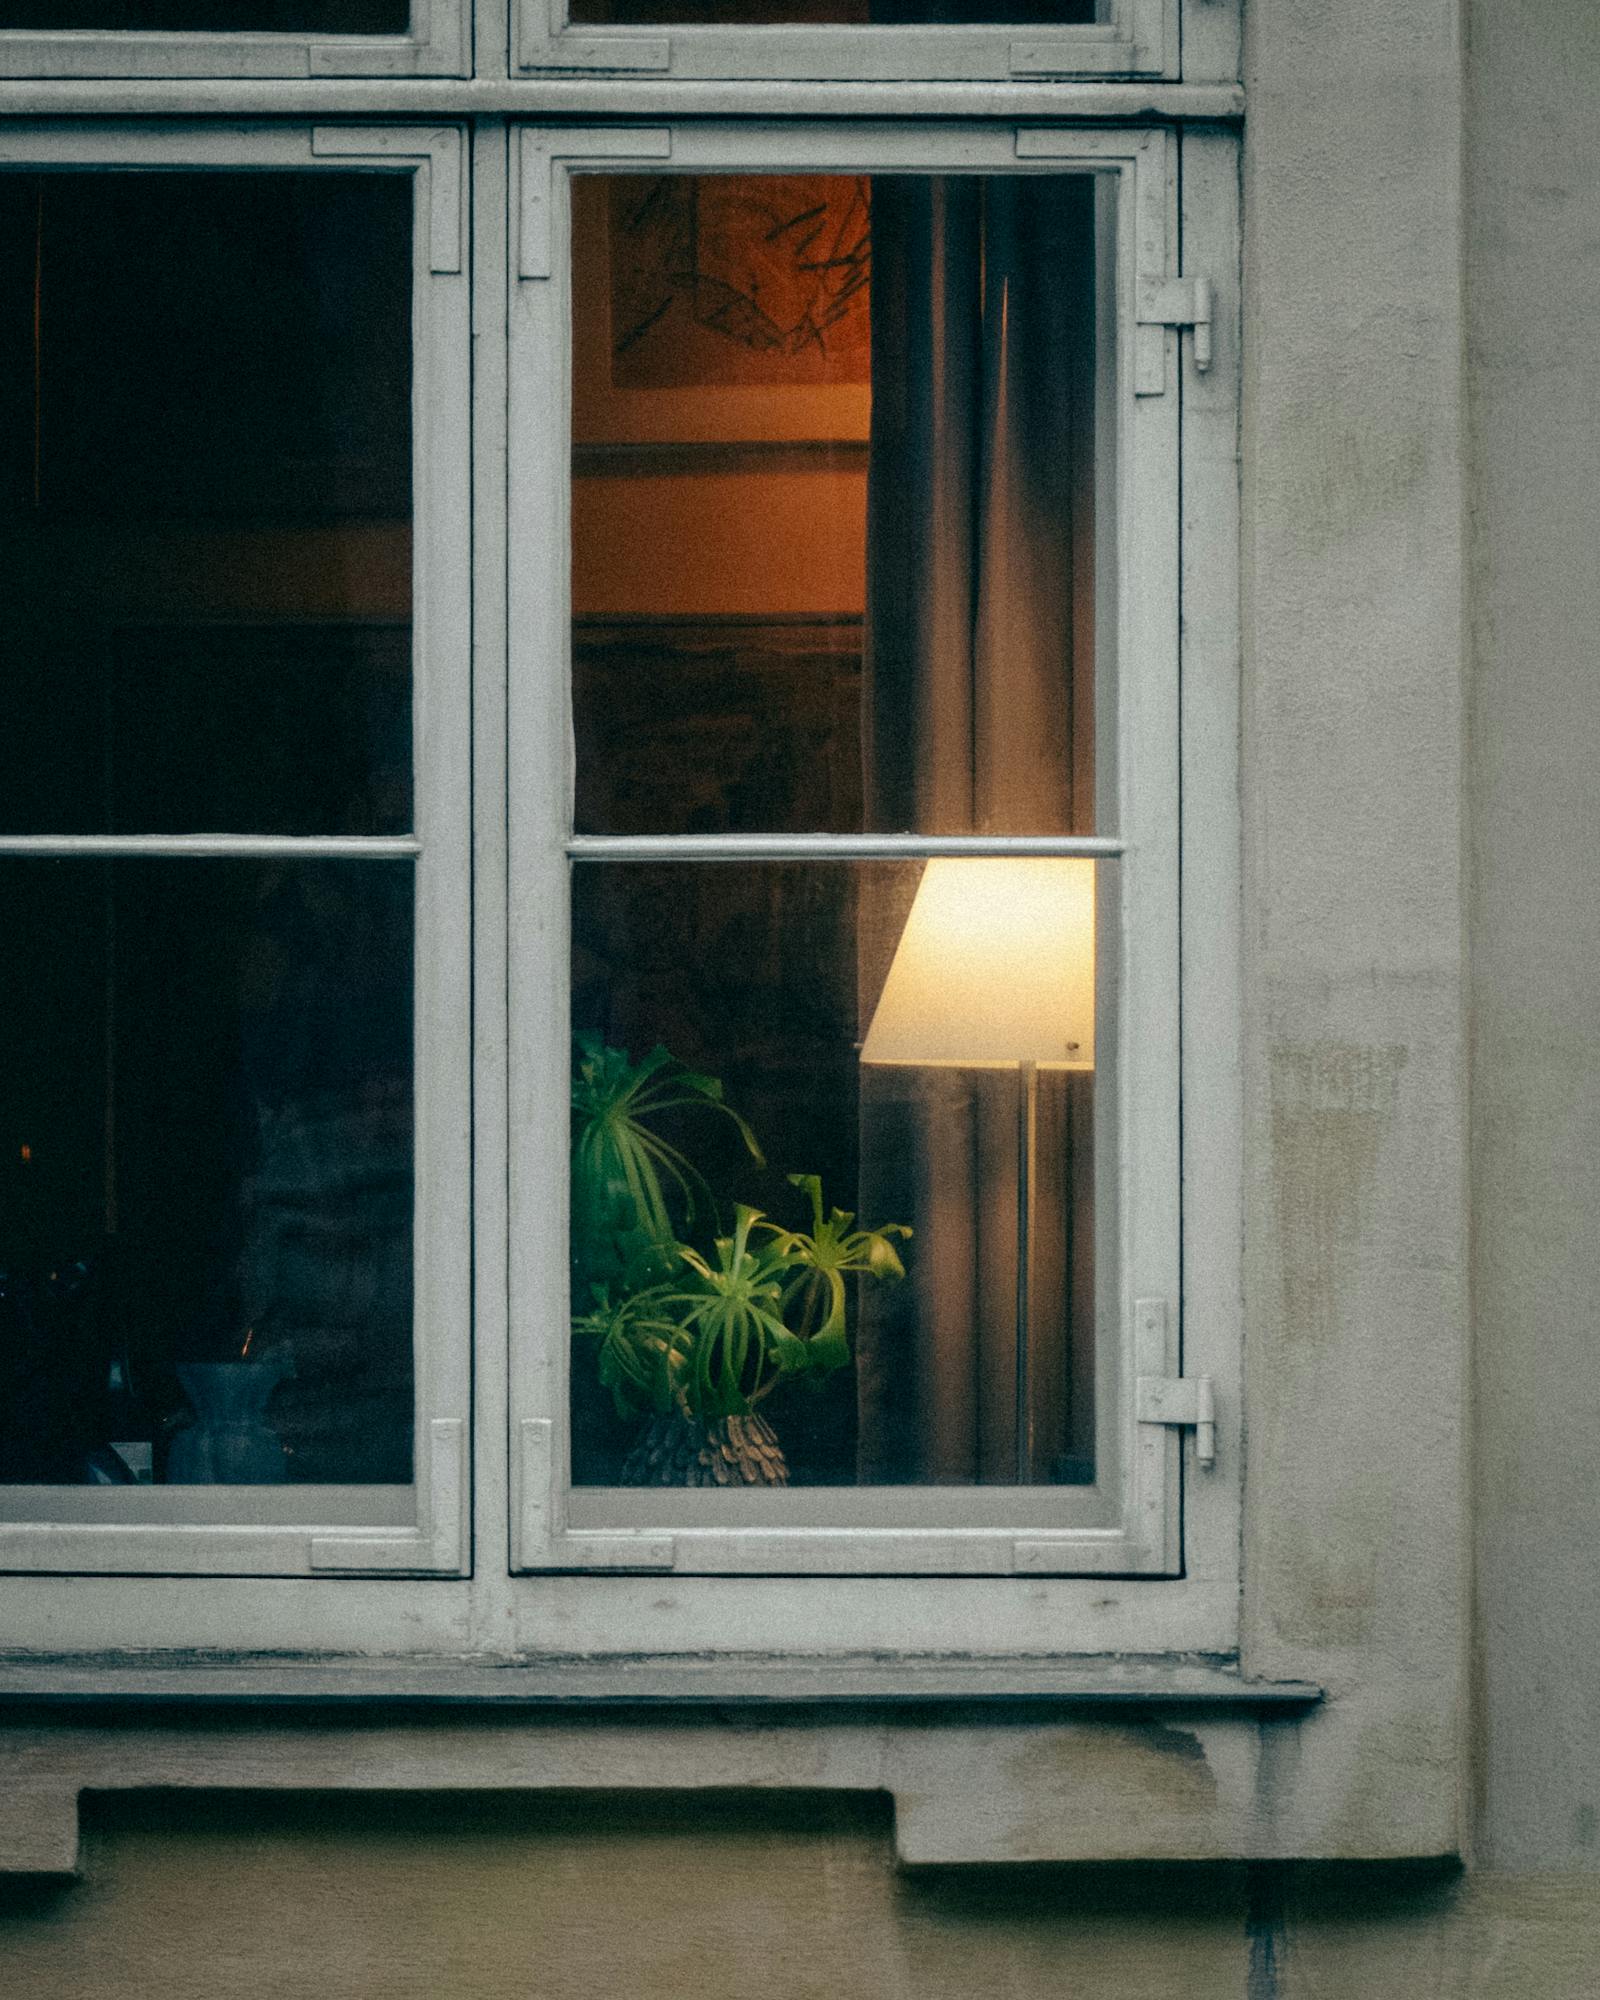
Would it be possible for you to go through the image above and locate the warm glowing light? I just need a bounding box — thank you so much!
[18,1144,31,1164]
[860,858,1096,1071]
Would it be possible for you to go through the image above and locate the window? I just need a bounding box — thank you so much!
[515,0,1174,82]
[0,0,468,77]
[0,127,472,1575]
[0,7,1242,1658]
[509,126,1191,1578]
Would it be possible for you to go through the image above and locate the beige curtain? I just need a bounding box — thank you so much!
[856,175,1096,1484]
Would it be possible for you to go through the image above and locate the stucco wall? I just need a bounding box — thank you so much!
[1237,0,1468,1861]
[1467,0,1600,1879]
[2,1797,1599,2000]
[4,0,1600,1993]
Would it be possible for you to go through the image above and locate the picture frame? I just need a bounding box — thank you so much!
[571,171,872,451]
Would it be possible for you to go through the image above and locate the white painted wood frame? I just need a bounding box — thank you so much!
[0,1,469,78]
[0,119,1240,1664]
[506,122,1222,1583]
[515,0,1174,83]
[0,123,474,1578]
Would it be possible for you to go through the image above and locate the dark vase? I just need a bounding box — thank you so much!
[166,1355,292,1484]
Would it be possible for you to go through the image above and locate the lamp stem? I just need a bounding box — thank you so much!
[1016,1058,1038,1485]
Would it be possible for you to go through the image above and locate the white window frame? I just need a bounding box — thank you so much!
[0,0,469,80]
[0,122,474,1578]
[505,121,1209,1583]
[0,96,1243,1667]
[514,0,1175,83]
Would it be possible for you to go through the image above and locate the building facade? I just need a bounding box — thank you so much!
[2,1,1599,1993]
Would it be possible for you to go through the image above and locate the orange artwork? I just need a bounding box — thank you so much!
[607,175,871,390]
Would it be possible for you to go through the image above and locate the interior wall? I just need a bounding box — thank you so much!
[568,170,868,618]
[573,463,866,617]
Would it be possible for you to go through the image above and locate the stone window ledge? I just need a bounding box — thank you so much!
[0,1655,1322,1877]
[0,1651,1321,1711]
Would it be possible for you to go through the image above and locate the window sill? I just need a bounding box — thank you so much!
[0,1649,1320,1711]
[0,1654,1340,1874]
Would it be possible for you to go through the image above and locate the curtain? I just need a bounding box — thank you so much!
[856,175,1097,1484]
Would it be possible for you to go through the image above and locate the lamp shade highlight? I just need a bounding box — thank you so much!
[859,857,1096,1071]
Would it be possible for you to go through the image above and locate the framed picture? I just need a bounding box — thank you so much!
[571,172,872,450]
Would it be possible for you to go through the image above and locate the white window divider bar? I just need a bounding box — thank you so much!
[0,836,422,859]
[565,834,1127,861]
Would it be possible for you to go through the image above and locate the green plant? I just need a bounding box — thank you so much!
[570,1040,909,1439]
[758,1174,911,1379]
[649,1205,812,1419]
[571,1032,763,1297]
[571,1284,692,1418]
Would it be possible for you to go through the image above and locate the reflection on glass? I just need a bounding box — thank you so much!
[0,861,415,1487]
[0,169,417,1493]
[570,168,1113,1498]
[569,0,1099,28]
[571,171,1104,838]
[2,3,407,29]
[570,862,1106,1490]
[0,172,412,834]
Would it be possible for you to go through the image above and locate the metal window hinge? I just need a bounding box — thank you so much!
[1136,1374,1217,1468]
[1136,275,1215,372]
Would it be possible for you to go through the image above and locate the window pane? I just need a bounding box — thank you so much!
[0,859,414,1487]
[570,172,1108,838]
[570,859,1113,1494]
[568,0,1099,28]
[0,172,412,835]
[0,3,407,30]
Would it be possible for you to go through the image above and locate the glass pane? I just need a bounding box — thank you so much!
[0,859,414,1487]
[0,3,407,30]
[569,0,1099,28]
[569,859,1113,1492]
[571,171,1109,838]
[0,172,412,834]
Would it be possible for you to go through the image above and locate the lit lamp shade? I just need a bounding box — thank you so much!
[860,858,1096,1072]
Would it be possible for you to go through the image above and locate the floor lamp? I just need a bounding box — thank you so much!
[860,858,1097,1483]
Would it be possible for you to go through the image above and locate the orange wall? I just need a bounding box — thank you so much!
[572,466,866,619]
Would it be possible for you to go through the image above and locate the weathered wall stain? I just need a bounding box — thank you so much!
[1267,1531,1380,1649]
[1273,395,1432,547]
[1270,1043,1408,1348]
[998,1724,1220,1857]
[1246,1862,1288,2000]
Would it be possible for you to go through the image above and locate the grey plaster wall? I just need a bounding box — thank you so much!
[1238,0,1469,1863]
[1467,0,1600,1876]
[1,1797,1599,2000]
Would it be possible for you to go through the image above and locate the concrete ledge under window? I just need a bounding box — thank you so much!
[0,1651,1322,1711]
[0,1656,1333,1877]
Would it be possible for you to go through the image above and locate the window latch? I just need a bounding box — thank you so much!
[1136,275,1215,373]
[1136,1373,1217,1468]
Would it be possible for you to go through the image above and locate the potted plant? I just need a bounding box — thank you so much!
[570,1034,910,1486]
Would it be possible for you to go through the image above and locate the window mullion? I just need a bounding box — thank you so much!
[566,835,1127,861]
[0,836,422,859]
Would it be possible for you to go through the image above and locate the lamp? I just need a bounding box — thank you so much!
[860,858,1096,1482]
